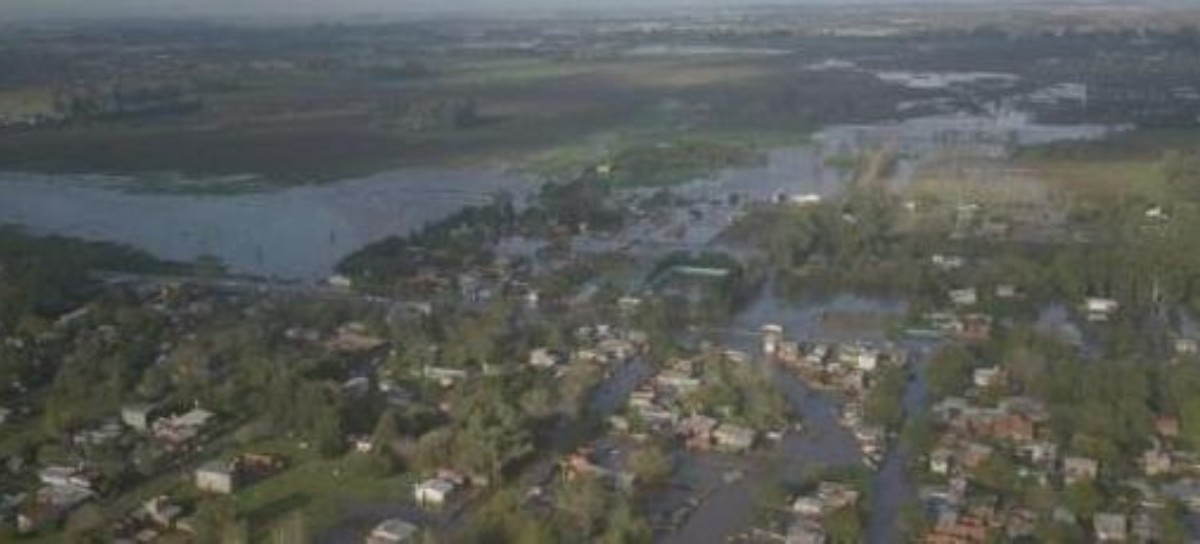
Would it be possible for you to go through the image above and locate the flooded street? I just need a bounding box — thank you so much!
[661,291,909,544]
[866,342,930,544]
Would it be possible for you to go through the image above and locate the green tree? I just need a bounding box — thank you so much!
[925,345,973,400]
[824,506,863,544]
[629,443,674,489]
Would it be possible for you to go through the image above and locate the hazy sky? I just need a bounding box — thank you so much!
[0,0,1002,21]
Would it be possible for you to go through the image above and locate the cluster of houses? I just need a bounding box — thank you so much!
[613,355,758,454]
[785,481,862,544]
[763,324,905,465]
[529,323,648,374]
[917,380,1200,543]
[109,495,189,544]
[14,465,101,534]
[4,402,219,536]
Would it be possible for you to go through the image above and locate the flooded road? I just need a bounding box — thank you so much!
[866,342,930,544]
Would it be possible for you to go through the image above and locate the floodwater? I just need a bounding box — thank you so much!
[0,168,536,280]
[0,102,1117,281]
[661,291,910,544]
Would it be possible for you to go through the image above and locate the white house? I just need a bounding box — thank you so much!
[1063,456,1099,485]
[761,324,784,356]
[195,460,238,494]
[1085,298,1119,321]
[973,367,1003,388]
[788,193,822,206]
[528,348,560,369]
[121,403,160,431]
[949,288,978,306]
[791,496,823,517]
[930,448,954,476]
[414,478,455,507]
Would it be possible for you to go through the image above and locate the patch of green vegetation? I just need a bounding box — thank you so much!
[230,452,414,537]
[603,139,762,187]
[436,58,595,88]
[520,140,610,181]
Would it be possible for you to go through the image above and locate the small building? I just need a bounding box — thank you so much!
[414,478,455,508]
[1175,338,1199,357]
[1143,449,1172,477]
[1063,456,1099,485]
[528,348,560,369]
[817,482,859,510]
[761,324,784,356]
[972,367,1003,389]
[367,518,419,544]
[1018,441,1059,466]
[930,448,954,476]
[120,403,162,432]
[140,496,185,528]
[712,424,756,453]
[1094,512,1128,542]
[1085,298,1119,322]
[791,495,824,517]
[195,460,238,494]
[949,288,978,306]
[153,407,215,446]
[328,274,354,289]
[18,485,94,534]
